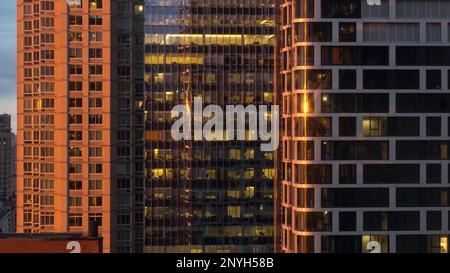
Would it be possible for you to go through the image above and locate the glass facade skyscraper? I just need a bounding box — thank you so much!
[144,0,276,253]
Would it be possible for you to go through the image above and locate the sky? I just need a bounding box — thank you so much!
[0,1,16,132]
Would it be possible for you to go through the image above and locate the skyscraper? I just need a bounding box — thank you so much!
[0,115,15,203]
[17,0,145,253]
[279,0,450,253]
[144,0,276,253]
[0,114,16,233]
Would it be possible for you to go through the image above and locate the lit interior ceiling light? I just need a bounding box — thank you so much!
[303,98,309,113]
[66,0,81,5]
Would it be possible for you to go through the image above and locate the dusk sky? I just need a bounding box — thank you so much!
[0,1,16,132]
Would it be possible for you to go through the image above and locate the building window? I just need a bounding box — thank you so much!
[89,180,102,190]
[89,163,102,174]
[135,4,144,15]
[427,117,441,137]
[69,213,83,227]
[339,212,356,231]
[339,117,356,137]
[427,211,442,231]
[339,22,356,42]
[426,164,441,184]
[69,15,82,25]
[426,23,441,42]
[339,70,356,89]
[426,70,441,90]
[322,0,361,18]
[89,0,102,9]
[89,213,103,227]
[89,196,102,207]
[69,180,82,191]
[67,0,82,8]
[294,0,314,18]
[339,164,356,184]
[69,164,82,174]
[89,16,102,25]
[89,32,102,42]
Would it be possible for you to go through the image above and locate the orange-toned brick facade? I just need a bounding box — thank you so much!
[17,0,145,253]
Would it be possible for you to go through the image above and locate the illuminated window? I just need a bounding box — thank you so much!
[229,149,241,160]
[363,117,387,137]
[243,169,255,179]
[205,169,216,180]
[227,170,240,179]
[362,235,389,253]
[441,236,448,253]
[89,0,102,9]
[262,168,275,179]
[227,206,241,218]
[244,149,254,159]
[135,5,144,15]
[67,0,82,8]
[244,187,255,198]
[227,191,240,199]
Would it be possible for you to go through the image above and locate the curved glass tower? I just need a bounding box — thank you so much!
[279,0,450,253]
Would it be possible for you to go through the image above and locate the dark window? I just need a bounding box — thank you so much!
[363,164,420,184]
[427,164,441,184]
[322,93,389,113]
[295,70,332,89]
[339,70,356,89]
[322,236,361,253]
[387,117,420,136]
[321,188,389,208]
[364,70,419,89]
[296,46,314,66]
[68,180,82,190]
[448,212,450,230]
[397,46,450,66]
[322,0,361,18]
[294,117,332,137]
[294,211,332,232]
[339,164,356,184]
[397,188,449,207]
[295,164,332,184]
[364,211,419,231]
[322,141,389,160]
[448,117,450,136]
[427,117,441,136]
[339,117,356,137]
[396,235,436,253]
[322,46,389,66]
[339,212,356,231]
[339,22,356,42]
[448,70,450,89]
[297,236,314,253]
[295,141,314,160]
[294,22,332,42]
[397,93,450,113]
[294,0,314,18]
[296,188,314,208]
[69,131,82,141]
[427,211,441,231]
[426,70,441,89]
[397,141,448,160]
